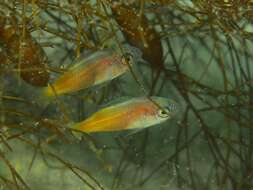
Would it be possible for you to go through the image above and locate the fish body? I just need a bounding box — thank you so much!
[71,96,178,133]
[44,50,129,96]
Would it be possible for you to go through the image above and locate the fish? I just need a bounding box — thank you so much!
[44,48,133,96]
[71,96,178,133]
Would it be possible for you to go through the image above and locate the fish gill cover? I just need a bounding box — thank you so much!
[0,0,253,190]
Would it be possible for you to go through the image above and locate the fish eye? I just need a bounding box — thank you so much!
[121,53,133,65]
[158,108,169,118]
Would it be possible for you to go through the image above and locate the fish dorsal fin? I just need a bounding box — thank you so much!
[96,96,161,109]
[68,49,114,71]
[97,96,138,109]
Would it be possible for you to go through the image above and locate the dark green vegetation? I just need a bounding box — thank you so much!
[0,0,253,189]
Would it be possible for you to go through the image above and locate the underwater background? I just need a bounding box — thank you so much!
[0,0,253,190]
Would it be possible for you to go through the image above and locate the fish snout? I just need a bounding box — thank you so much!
[168,102,179,114]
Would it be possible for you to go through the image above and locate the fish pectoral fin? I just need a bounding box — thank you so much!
[123,128,144,138]
[71,130,83,140]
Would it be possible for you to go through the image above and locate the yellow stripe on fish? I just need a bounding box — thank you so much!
[71,96,178,133]
[44,50,131,96]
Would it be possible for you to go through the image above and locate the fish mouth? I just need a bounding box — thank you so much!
[166,100,180,115]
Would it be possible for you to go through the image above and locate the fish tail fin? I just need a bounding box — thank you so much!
[43,85,56,97]
[43,86,53,97]
[27,86,55,111]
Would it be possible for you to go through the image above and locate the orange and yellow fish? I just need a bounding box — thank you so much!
[71,96,178,133]
[44,49,135,96]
